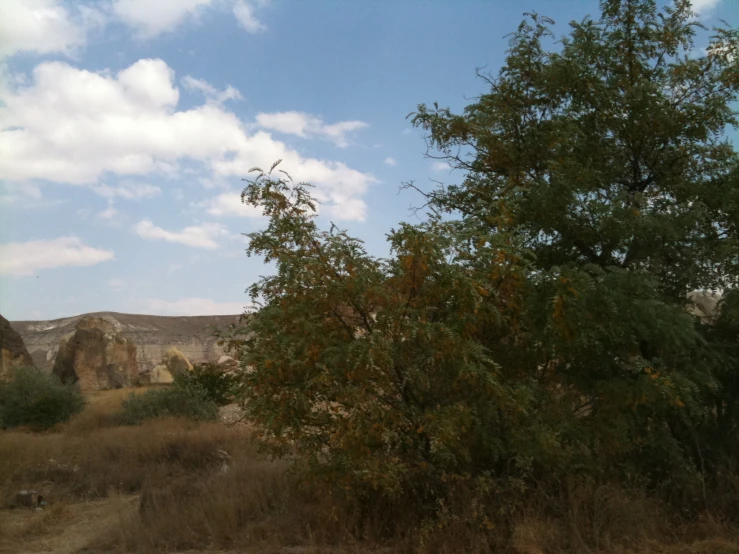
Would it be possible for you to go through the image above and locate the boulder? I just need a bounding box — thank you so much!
[1,314,35,381]
[149,364,174,384]
[52,316,138,390]
[216,355,239,374]
[161,347,193,376]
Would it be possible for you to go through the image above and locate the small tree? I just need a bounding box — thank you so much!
[117,370,219,425]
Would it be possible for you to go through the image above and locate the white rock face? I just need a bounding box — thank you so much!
[149,364,174,384]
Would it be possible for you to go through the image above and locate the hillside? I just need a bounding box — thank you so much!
[9,312,243,374]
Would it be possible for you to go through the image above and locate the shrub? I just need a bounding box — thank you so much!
[0,366,85,431]
[116,374,219,425]
[190,363,238,406]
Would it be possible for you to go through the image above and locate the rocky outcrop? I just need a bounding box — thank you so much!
[10,312,243,376]
[162,347,193,376]
[148,364,174,384]
[52,316,138,390]
[216,355,239,374]
[0,313,35,381]
[144,347,193,384]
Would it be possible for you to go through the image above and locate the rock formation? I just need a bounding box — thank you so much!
[52,316,138,390]
[216,355,239,374]
[145,347,192,384]
[10,312,242,376]
[162,347,193,376]
[148,364,174,384]
[0,313,35,381]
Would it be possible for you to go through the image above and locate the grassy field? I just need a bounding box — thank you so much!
[1,388,739,554]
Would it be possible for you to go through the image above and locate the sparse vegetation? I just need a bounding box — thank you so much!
[190,361,239,406]
[115,372,219,425]
[0,366,85,431]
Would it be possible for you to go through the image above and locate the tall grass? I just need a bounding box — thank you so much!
[2,390,739,553]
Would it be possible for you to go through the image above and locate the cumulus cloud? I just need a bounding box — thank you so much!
[384,156,397,166]
[255,111,369,148]
[0,0,104,59]
[181,75,242,105]
[0,237,114,276]
[689,0,721,14]
[232,0,266,32]
[111,0,215,38]
[111,0,267,38]
[0,58,374,221]
[196,191,264,218]
[133,219,229,249]
[145,297,247,315]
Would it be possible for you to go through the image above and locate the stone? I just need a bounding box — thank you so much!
[149,364,174,384]
[216,355,239,373]
[52,316,138,390]
[0,313,35,381]
[161,347,193,376]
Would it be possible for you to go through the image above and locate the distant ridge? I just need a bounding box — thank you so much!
[10,311,244,374]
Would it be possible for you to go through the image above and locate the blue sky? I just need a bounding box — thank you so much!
[0,0,736,320]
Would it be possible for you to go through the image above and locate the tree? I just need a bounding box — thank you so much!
[408,0,739,496]
[231,0,739,530]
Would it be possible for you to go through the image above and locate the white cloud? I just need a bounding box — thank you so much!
[182,75,242,105]
[111,0,267,38]
[255,111,369,148]
[232,1,266,33]
[431,161,451,173]
[196,191,264,218]
[111,0,216,38]
[689,0,721,14]
[0,237,114,276]
[92,182,161,200]
[145,297,247,315]
[0,0,103,59]
[134,219,229,249]
[384,156,397,167]
[1,58,375,221]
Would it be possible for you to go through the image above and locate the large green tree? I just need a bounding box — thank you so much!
[229,0,739,530]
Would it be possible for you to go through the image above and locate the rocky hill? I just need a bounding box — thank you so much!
[9,312,243,375]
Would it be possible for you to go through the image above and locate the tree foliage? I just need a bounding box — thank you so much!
[227,0,739,528]
[0,366,85,431]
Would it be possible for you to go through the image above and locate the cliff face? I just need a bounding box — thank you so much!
[0,313,35,381]
[53,316,139,390]
[10,312,242,375]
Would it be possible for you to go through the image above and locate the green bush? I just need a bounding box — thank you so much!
[0,366,85,431]
[190,363,238,406]
[116,372,219,425]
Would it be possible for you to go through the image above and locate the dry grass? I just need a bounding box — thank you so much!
[1,389,739,553]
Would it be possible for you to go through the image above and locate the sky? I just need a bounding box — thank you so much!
[0,0,736,321]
